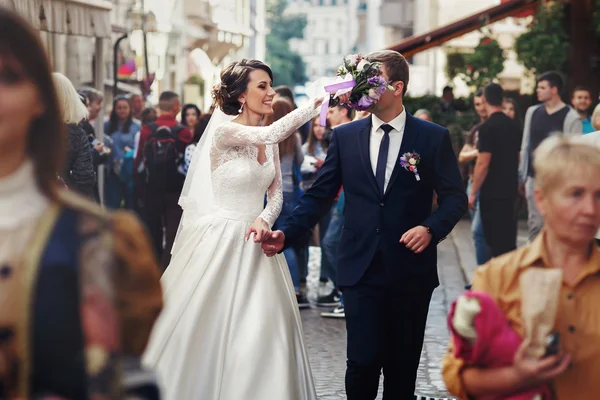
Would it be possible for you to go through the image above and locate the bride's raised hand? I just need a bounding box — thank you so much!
[313,96,326,109]
[245,217,271,243]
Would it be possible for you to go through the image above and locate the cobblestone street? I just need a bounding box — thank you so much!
[301,219,528,399]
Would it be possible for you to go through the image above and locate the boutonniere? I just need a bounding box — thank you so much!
[400,152,421,181]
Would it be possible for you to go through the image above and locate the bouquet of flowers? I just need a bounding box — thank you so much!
[328,54,394,111]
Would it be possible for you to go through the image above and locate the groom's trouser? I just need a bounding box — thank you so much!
[343,252,433,400]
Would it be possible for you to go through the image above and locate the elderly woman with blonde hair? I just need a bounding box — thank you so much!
[590,103,600,132]
[53,72,96,198]
[443,135,600,399]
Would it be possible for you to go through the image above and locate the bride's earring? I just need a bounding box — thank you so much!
[238,103,244,114]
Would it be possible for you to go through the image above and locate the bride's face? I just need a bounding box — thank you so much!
[238,69,276,116]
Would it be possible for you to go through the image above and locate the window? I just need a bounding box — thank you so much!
[317,39,325,55]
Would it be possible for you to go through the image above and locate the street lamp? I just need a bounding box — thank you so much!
[113,6,157,98]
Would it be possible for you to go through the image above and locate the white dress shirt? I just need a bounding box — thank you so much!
[370,108,406,192]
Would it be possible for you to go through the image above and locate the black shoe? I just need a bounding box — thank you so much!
[296,293,310,309]
[316,289,341,307]
[320,305,345,318]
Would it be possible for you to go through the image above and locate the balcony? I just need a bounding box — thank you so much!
[379,0,414,29]
[184,0,215,29]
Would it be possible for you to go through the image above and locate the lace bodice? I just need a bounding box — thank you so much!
[208,102,319,227]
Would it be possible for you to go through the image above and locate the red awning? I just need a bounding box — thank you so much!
[387,0,539,58]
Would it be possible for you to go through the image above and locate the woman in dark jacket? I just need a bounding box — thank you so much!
[52,72,96,198]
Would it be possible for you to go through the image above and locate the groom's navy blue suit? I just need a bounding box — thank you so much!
[283,112,467,399]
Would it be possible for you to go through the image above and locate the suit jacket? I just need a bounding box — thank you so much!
[284,113,467,290]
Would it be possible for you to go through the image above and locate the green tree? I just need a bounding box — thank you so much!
[445,36,506,90]
[514,2,569,76]
[265,0,308,87]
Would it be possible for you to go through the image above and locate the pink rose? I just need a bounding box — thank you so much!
[409,166,415,171]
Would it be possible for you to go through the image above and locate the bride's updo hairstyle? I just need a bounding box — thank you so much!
[212,59,274,115]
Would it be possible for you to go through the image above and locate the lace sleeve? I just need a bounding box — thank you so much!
[214,101,320,149]
[259,144,283,227]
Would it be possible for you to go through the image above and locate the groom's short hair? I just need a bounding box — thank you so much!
[367,50,409,97]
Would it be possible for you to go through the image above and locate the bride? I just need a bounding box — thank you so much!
[142,59,323,399]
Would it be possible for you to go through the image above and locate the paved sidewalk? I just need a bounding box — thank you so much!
[450,218,528,282]
[301,236,467,399]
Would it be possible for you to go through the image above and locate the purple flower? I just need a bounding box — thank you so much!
[356,95,374,110]
[367,76,386,86]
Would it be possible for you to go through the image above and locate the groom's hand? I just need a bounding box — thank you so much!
[261,230,285,257]
[400,226,432,254]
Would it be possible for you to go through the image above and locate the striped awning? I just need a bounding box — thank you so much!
[0,0,113,38]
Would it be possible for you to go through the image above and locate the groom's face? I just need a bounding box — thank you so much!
[372,66,403,112]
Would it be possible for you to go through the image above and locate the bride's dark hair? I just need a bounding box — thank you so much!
[212,59,274,115]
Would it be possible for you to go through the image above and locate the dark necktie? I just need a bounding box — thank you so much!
[376,124,393,196]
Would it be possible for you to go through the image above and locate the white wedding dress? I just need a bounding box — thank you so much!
[142,102,319,400]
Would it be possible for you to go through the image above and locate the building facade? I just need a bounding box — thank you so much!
[287,0,361,82]
[380,0,530,96]
[185,0,266,110]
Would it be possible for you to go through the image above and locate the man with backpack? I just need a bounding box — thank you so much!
[134,91,193,270]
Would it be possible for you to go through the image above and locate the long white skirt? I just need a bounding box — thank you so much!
[142,210,317,400]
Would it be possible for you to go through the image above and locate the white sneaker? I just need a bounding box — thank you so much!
[320,305,345,318]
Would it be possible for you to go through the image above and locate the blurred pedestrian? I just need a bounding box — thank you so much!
[275,85,311,143]
[104,95,140,209]
[570,86,594,134]
[0,8,162,398]
[130,93,145,123]
[53,72,96,198]
[519,71,582,241]
[458,89,492,265]
[301,116,328,190]
[181,103,201,132]
[78,87,109,202]
[135,106,158,157]
[502,97,522,131]
[140,106,158,126]
[469,83,521,257]
[414,108,432,122]
[79,86,104,124]
[182,112,212,175]
[136,91,193,270]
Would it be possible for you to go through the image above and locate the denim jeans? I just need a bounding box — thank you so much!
[319,204,334,282]
[467,180,492,265]
[273,192,301,291]
[321,206,344,288]
[106,172,133,210]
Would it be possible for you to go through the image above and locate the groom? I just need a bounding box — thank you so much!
[262,50,467,399]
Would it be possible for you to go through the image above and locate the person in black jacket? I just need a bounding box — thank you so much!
[79,88,109,202]
[79,87,109,168]
[52,73,96,198]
